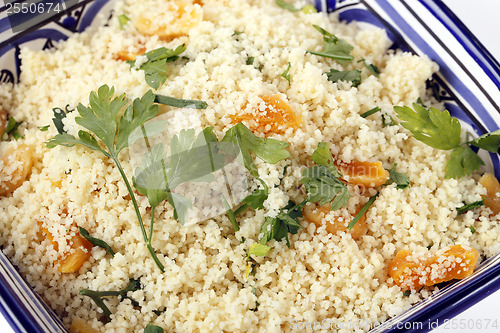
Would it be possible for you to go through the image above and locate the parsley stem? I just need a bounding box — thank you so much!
[347,193,378,230]
[149,206,155,243]
[111,155,165,272]
[221,195,239,231]
[233,203,249,216]
[154,94,208,109]
[306,50,353,61]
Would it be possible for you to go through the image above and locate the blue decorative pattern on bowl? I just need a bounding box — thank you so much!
[0,0,499,332]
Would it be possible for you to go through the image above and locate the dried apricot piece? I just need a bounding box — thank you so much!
[0,144,34,196]
[388,244,479,291]
[39,223,92,273]
[231,95,301,134]
[134,1,202,40]
[115,48,146,61]
[479,173,500,215]
[0,109,7,138]
[302,202,367,240]
[336,160,389,187]
[70,317,100,333]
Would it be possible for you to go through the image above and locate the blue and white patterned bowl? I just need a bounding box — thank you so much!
[0,0,499,332]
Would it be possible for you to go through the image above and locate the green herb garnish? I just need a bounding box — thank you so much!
[118,14,130,30]
[348,193,378,230]
[386,163,410,189]
[38,125,50,131]
[246,57,255,65]
[358,58,380,77]
[248,243,271,257]
[144,323,164,333]
[470,225,476,234]
[307,25,354,64]
[281,62,291,86]
[154,94,207,109]
[382,113,397,127]
[394,103,500,178]
[258,200,305,247]
[80,278,141,320]
[456,198,486,215]
[275,0,300,12]
[79,227,115,257]
[360,107,381,118]
[128,45,186,89]
[221,122,290,177]
[301,142,350,210]
[325,68,361,87]
[51,104,74,134]
[2,117,22,140]
[47,86,165,271]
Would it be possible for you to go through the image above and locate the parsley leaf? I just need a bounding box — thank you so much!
[281,62,291,85]
[133,143,169,209]
[360,107,381,118]
[382,113,397,127]
[470,225,476,234]
[2,117,22,140]
[221,123,290,177]
[358,58,380,77]
[456,198,486,215]
[116,90,159,153]
[128,45,186,89]
[79,227,115,257]
[80,279,141,320]
[301,166,348,206]
[386,163,410,189]
[311,142,341,177]
[46,85,164,271]
[301,142,349,209]
[470,129,500,153]
[325,69,361,87]
[258,200,305,247]
[248,243,271,256]
[118,14,130,30]
[241,178,269,210]
[394,103,461,150]
[446,146,484,179]
[38,125,49,131]
[275,0,300,12]
[144,324,164,333]
[52,105,74,134]
[307,25,354,64]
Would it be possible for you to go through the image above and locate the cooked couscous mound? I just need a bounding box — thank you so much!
[0,0,499,332]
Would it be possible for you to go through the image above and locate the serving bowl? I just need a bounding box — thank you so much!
[0,0,499,332]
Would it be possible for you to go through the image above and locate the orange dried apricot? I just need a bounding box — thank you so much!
[0,144,34,196]
[0,109,7,138]
[388,244,479,291]
[70,317,99,333]
[39,223,92,273]
[302,202,367,240]
[479,173,500,215]
[336,160,389,187]
[134,1,202,40]
[115,48,146,61]
[230,95,301,134]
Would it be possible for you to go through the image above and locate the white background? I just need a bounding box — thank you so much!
[433,0,500,331]
[0,0,499,332]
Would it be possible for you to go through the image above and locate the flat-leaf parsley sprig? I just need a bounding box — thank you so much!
[128,45,187,90]
[46,85,208,272]
[394,103,500,179]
